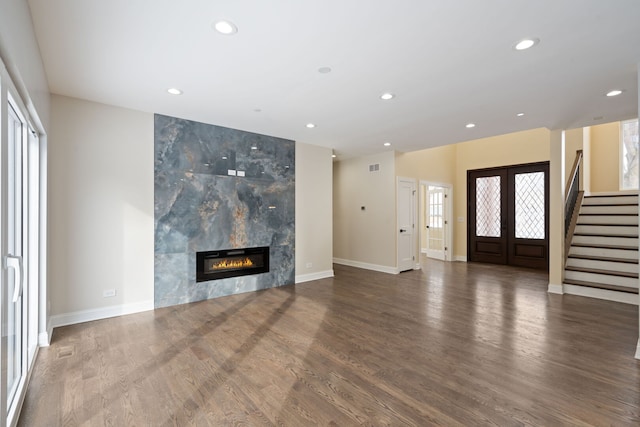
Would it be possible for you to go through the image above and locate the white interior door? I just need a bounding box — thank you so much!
[397,178,416,272]
[426,185,446,260]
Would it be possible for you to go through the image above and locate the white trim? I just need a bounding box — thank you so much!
[414,263,421,270]
[295,270,334,283]
[453,255,467,262]
[563,284,638,305]
[547,283,564,294]
[50,300,154,328]
[635,339,640,360]
[333,257,399,274]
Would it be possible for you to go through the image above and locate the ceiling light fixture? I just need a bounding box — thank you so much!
[606,89,623,97]
[516,112,525,117]
[306,123,316,128]
[318,67,332,74]
[213,20,238,35]
[465,123,476,128]
[380,93,395,100]
[167,88,182,95]
[383,142,392,147]
[514,38,539,51]
[332,154,337,158]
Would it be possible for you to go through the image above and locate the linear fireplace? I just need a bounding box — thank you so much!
[196,246,270,282]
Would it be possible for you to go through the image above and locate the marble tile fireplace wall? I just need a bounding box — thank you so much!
[154,114,295,308]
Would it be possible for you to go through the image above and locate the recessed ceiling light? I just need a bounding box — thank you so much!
[465,123,476,128]
[251,146,258,150]
[383,142,392,147]
[306,123,316,128]
[331,154,337,158]
[514,38,539,50]
[516,112,525,117]
[380,93,395,100]
[213,20,238,35]
[167,88,182,95]
[318,67,332,74]
[606,89,623,97]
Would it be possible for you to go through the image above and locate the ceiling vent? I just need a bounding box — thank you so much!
[368,163,380,172]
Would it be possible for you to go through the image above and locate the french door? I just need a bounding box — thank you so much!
[1,65,41,426]
[468,162,549,270]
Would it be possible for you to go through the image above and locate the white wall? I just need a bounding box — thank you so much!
[49,95,154,324]
[295,142,334,282]
[333,151,397,271]
[0,0,50,132]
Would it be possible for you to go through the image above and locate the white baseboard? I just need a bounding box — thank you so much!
[453,255,467,262]
[38,318,53,346]
[563,284,638,305]
[295,270,334,283]
[50,299,154,328]
[333,258,398,274]
[547,283,564,294]
[635,339,640,360]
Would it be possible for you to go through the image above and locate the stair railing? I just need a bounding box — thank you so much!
[565,150,584,259]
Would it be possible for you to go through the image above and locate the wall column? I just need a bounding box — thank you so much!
[548,130,565,293]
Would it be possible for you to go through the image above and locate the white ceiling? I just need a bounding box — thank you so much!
[28,0,640,158]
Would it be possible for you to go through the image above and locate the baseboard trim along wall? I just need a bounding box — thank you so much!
[295,270,334,284]
[563,284,638,305]
[635,339,640,360]
[453,255,467,262]
[50,300,155,329]
[547,283,564,294]
[333,258,399,274]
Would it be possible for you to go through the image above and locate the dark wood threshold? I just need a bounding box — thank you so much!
[565,265,638,278]
[568,254,638,264]
[564,278,639,294]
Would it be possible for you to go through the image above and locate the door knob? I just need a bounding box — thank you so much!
[400,229,407,233]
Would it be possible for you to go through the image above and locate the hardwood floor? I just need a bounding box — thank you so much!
[19,260,640,426]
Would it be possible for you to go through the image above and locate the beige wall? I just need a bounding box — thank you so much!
[395,144,456,184]
[589,122,620,193]
[565,128,584,188]
[333,151,396,269]
[295,142,334,279]
[453,128,551,258]
[49,95,155,317]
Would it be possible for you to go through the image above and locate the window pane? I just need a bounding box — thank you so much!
[621,119,639,190]
[476,176,501,237]
[515,172,545,239]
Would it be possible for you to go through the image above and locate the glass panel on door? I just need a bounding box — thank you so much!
[514,171,545,239]
[475,176,502,237]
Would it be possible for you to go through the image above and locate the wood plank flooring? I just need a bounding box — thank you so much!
[19,259,640,426]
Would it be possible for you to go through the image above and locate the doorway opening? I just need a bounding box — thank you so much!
[419,182,452,261]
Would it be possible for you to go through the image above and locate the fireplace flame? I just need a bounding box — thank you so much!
[212,257,254,270]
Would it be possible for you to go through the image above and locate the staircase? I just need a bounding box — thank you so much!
[564,192,639,303]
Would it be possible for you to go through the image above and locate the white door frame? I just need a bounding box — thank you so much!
[419,180,453,262]
[397,177,418,272]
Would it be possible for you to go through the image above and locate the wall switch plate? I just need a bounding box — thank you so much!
[103,289,116,298]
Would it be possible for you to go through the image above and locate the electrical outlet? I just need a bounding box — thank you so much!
[103,289,116,298]
[306,262,313,269]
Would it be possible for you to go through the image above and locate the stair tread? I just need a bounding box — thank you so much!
[567,254,638,264]
[576,222,638,227]
[571,243,638,251]
[573,232,638,238]
[563,279,639,294]
[565,265,638,278]
[579,213,638,216]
